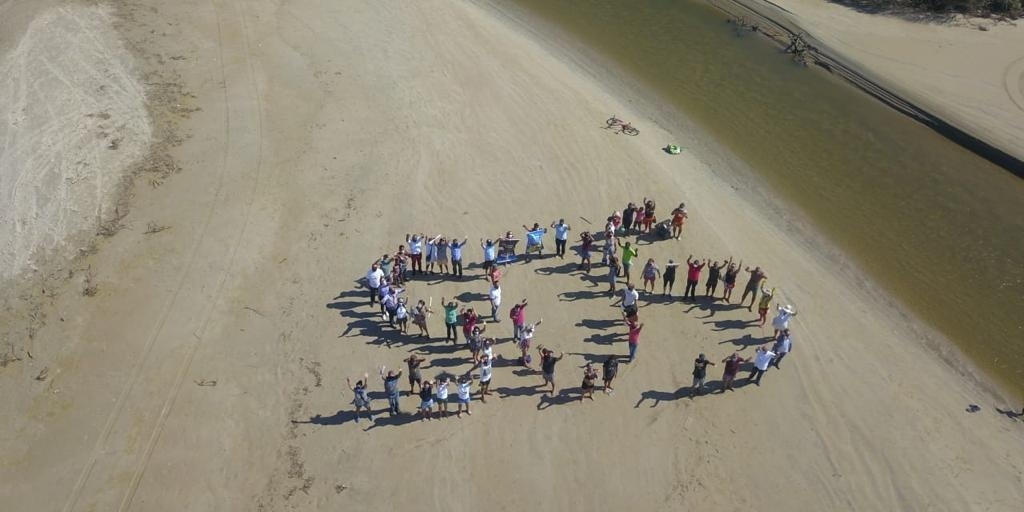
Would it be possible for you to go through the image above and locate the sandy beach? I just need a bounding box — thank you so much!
[1,1,1022,511]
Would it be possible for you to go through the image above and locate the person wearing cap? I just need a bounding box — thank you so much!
[771,329,793,369]
[662,259,680,297]
[691,353,716,396]
[720,352,747,391]
[772,304,797,339]
[747,345,777,385]
[550,219,571,258]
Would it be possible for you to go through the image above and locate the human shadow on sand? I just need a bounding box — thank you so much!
[575,318,620,331]
[454,291,488,303]
[582,332,620,345]
[703,318,757,331]
[537,388,583,410]
[533,262,578,275]
[559,289,608,302]
[634,387,688,408]
[718,333,768,348]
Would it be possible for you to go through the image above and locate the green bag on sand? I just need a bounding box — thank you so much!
[665,144,681,154]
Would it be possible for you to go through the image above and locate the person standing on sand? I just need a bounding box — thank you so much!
[771,329,792,369]
[705,260,724,298]
[620,282,640,318]
[424,234,441,275]
[418,380,435,421]
[509,299,528,341]
[670,203,688,240]
[455,372,473,417]
[607,254,621,295]
[442,297,459,343]
[641,197,657,233]
[684,255,706,301]
[601,227,616,266]
[538,346,564,395]
[346,372,373,423]
[475,355,494,403]
[450,237,468,278]
[435,237,451,275]
[747,345,776,386]
[381,366,403,416]
[617,239,639,283]
[394,298,410,333]
[488,281,502,322]
[403,355,426,395]
[461,307,479,345]
[757,286,776,327]
[690,353,716,396]
[468,326,485,364]
[434,376,451,419]
[578,231,594,272]
[662,259,680,296]
[365,263,385,306]
[581,363,599,401]
[740,265,767,311]
[411,299,433,338]
[481,238,497,274]
[518,319,542,368]
[602,355,619,392]
[551,219,571,258]
[622,202,637,237]
[722,258,741,303]
[406,233,424,275]
[626,319,644,363]
[772,304,797,339]
[641,258,661,294]
[720,352,747,392]
[376,278,392,316]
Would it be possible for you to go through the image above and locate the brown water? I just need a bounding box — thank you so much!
[509,0,1024,397]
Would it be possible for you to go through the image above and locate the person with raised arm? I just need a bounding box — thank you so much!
[405,233,424,275]
[550,219,571,258]
[346,372,373,423]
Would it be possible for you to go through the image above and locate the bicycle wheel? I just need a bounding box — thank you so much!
[623,126,639,136]
[606,117,621,127]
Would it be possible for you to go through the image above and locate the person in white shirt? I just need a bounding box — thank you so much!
[550,219,571,258]
[772,304,797,339]
[406,233,424,275]
[620,283,640,318]
[771,330,792,369]
[365,263,385,306]
[455,372,473,417]
[748,345,777,386]
[434,376,451,419]
[488,282,502,322]
[476,355,494,403]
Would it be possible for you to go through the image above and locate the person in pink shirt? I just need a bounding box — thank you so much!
[684,255,706,302]
[460,307,479,346]
[625,319,644,363]
[509,299,528,341]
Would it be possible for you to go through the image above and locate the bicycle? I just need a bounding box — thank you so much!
[606,115,639,136]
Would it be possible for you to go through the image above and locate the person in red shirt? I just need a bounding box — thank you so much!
[684,255,706,301]
[625,318,644,363]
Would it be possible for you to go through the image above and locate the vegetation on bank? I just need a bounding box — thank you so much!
[846,0,1022,17]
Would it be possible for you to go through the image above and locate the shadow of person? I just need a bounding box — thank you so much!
[704,318,757,331]
[995,407,1024,421]
[718,333,765,348]
[292,410,355,426]
[537,388,582,410]
[633,387,686,408]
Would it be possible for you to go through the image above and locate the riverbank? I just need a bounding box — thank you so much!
[0,1,1021,510]
[719,0,1024,174]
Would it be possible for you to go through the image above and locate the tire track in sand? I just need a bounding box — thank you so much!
[61,1,264,510]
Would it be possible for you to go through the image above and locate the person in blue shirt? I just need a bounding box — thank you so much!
[480,238,497,273]
[449,236,468,277]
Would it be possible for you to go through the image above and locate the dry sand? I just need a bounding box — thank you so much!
[0,0,1021,511]
[743,0,1024,164]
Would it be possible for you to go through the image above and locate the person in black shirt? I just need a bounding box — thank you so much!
[691,353,716,396]
[662,259,679,296]
[538,345,564,396]
[417,380,435,421]
[705,260,724,298]
[602,355,619,392]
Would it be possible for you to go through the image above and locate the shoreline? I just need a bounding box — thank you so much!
[713,0,1024,177]
[482,0,1018,404]
[2,1,1022,510]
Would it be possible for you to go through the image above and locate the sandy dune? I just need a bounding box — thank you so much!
[0,1,1021,511]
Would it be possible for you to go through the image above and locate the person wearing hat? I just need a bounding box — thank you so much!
[772,304,797,339]
[691,353,716,396]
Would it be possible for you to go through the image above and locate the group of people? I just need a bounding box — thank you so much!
[349,197,802,422]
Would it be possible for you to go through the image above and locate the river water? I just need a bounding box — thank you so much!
[509,0,1024,397]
